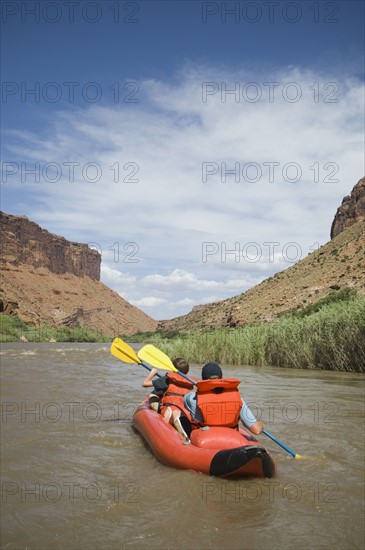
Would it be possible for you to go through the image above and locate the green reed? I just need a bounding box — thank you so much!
[151,297,365,373]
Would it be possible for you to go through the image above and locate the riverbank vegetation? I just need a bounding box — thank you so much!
[0,315,110,343]
[1,289,364,372]
[148,290,365,373]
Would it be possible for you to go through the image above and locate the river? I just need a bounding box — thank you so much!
[1,343,364,550]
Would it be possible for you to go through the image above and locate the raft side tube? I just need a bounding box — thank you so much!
[209,446,276,478]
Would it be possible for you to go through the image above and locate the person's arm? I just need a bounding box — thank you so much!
[183,392,195,415]
[184,392,203,423]
[240,402,265,435]
[247,419,265,435]
[142,368,158,387]
[151,375,169,394]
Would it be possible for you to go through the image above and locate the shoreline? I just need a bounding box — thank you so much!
[1,292,364,373]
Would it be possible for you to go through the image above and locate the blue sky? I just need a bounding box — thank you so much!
[1,0,364,321]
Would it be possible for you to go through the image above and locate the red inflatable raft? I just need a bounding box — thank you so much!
[133,400,277,478]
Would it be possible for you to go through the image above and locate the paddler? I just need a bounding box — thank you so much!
[142,357,194,441]
[183,362,265,435]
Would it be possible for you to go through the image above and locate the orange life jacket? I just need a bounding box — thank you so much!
[196,378,243,428]
[160,372,195,412]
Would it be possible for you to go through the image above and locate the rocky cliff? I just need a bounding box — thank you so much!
[0,213,157,336]
[330,177,365,239]
[1,212,101,280]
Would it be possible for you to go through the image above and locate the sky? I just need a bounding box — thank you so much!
[1,0,364,321]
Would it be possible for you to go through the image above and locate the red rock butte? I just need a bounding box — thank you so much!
[0,212,157,336]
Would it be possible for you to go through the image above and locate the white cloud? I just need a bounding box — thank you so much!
[130,296,168,308]
[142,269,219,290]
[100,265,137,301]
[175,298,196,307]
[3,63,364,319]
[101,265,136,286]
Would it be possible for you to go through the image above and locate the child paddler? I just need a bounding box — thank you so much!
[142,358,194,442]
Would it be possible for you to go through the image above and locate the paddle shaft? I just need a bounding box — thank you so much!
[140,361,162,378]
[176,371,196,385]
[263,429,298,457]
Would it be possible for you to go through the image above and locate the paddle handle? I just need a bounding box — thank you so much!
[262,429,297,457]
[140,361,162,378]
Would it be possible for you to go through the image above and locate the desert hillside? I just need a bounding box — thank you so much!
[159,178,365,332]
[0,212,157,336]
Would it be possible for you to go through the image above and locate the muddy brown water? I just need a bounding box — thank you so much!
[1,342,364,550]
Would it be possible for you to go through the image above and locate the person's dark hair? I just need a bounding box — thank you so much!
[173,357,189,374]
[202,362,222,380]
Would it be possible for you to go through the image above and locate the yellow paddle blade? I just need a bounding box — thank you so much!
[110,337,140,365]
[138,344,177,372]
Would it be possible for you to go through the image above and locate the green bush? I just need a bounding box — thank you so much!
[293,287,357,318]
[0,315,110,343]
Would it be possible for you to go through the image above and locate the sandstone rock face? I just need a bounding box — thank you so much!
[0,212,157,335]
[330,178,365,239]
[0,212,101,280]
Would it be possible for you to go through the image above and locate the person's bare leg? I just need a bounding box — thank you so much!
[172,410,190,442]
[149,394,159,412]
[163,406,172,423]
